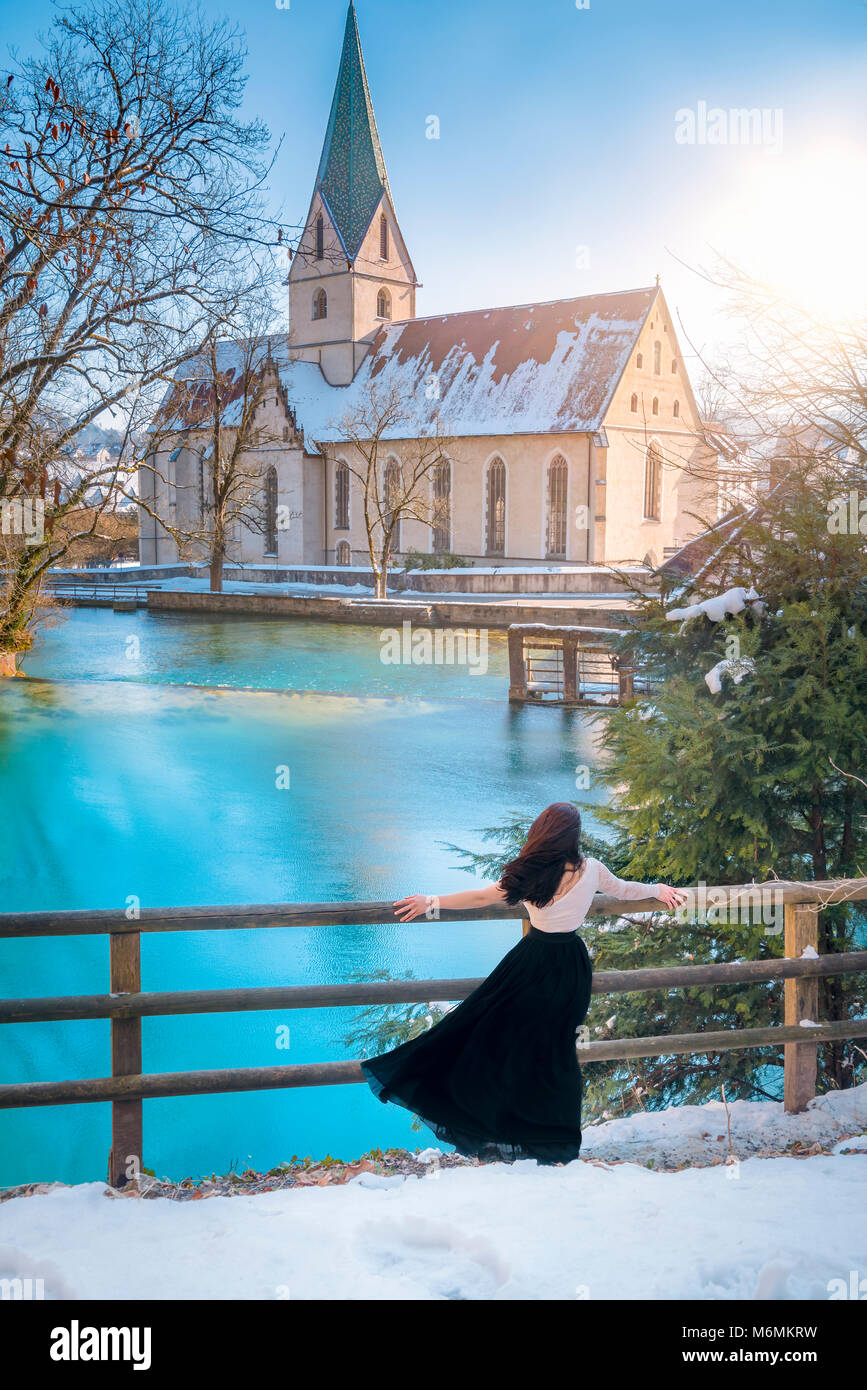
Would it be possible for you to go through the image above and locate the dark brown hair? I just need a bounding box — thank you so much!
[499,803,585,908]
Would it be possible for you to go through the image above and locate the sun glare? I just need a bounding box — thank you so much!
[712,141,867,322]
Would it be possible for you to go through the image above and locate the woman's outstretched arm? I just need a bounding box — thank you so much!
[594,860,688,910]
[394,882,508,922]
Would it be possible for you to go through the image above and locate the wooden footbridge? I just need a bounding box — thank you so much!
[1,880,866,1188]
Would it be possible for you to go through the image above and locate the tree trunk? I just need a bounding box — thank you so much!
[0,651,20,677]
[0,549,41,661]
[209,529,225,593]
[375,544,390,600]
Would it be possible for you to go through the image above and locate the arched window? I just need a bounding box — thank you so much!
[335,460,350,530]
[313,287,327,321]
[485,457,506,556]
[336,540,352,566]
[653,341,662,375]
[264,466,278,556]
[380,214,389,261]
[671,358,678,374]
[376,287,392,320]
[636,352,643,369]
[673,399,680,419]
[546,455,568,559]
[384,457,402,553]
[630,393,638,413]
[431,458,451,553]
[644,443,663,521]
[652,397,659,415]
[315,214,324,261]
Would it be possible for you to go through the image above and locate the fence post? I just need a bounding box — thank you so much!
[783,901,819,1113]
[562,635,578,703]
[617,661,634,704]
[508,628,526,701]
[107,931,142,1188]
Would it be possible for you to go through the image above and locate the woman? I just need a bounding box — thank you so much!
[361,803,687,1165]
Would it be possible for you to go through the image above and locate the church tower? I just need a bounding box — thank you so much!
[288,2,419,385]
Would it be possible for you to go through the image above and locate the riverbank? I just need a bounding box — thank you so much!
[47,561,652,596]
[3,1088,865,1300]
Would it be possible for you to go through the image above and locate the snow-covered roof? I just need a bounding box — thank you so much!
[348,288,656,439]
[153,286,657,451]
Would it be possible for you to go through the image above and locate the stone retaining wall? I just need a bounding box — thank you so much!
[146,589,629,630]
[45,562,648,596]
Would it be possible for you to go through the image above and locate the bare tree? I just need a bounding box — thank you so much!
[677,257,867,503]
[330,379,454,599]
[147,295,289,591]
[0,0,280,664]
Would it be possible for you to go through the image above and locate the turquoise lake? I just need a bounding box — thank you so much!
[1,608,605,1186]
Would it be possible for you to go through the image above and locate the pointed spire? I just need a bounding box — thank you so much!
[316,3,392,262]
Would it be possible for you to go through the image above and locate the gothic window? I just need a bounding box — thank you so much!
[486,457,506,556]
[380,214,389,261]
[376,287,392,320]
[546,455,568,560]
[630,393,638,413]
[671,358,678,373]
[316,215,324,261]
[431,458,451,552]
[644,443,663,521]
[313,287,327,320]
[264,466,278,555]
[636,352,643,369]
[384,457,402,552]
[336,540,352,566]
[653,340,662,374]
[652,397,659,415]
[335,460,350,530]
[673,399,680,418]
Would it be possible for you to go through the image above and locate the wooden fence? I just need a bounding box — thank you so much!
[1,879,866,1187]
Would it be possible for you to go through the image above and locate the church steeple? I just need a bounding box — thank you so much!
[316,2,391,263]
[288,2,418,385]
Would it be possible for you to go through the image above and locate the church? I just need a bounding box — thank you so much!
[139,3,717,572]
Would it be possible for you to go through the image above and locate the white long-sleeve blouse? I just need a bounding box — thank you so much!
[522,857,656,934]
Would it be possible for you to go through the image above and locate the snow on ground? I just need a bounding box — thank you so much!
[580,1083,867,1167]
[2,1088,866,1301]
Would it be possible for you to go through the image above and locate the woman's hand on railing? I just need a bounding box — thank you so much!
[655,883,689,910]
[394,895,437,922]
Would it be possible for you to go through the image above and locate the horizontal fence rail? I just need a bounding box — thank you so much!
[3,878,867,938]
[2,880,866,1187]
[3,952,867,1025]
[4,1021,866,1111]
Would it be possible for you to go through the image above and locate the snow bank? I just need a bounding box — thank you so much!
[581,1081,867,1168]
[1,1089,865,1301]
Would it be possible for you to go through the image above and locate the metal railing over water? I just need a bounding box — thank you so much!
[44,581,150,604]
[507,624,651,706]
[1,879,866,1187]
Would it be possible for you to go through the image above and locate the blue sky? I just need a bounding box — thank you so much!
[3,0,866,369]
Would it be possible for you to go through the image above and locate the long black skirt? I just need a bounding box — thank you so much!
[361,926,593,1165]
